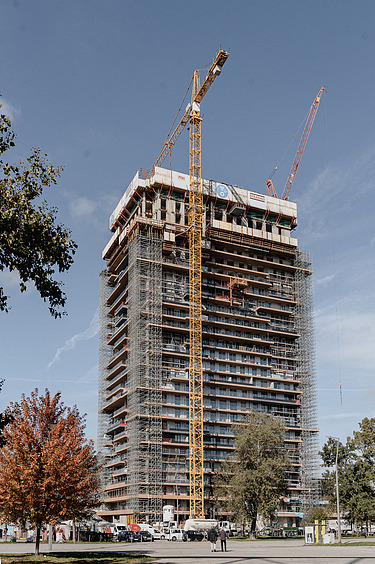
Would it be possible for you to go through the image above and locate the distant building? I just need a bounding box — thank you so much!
[97,167,319,526]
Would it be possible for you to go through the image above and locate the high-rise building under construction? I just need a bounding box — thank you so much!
[98,166,319,526]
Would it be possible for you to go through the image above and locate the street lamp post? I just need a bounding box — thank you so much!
[328,436,341,544]
[174,454,181,527]
[176,484,180,527]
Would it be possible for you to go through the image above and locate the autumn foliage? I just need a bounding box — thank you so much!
[0,389,100,553]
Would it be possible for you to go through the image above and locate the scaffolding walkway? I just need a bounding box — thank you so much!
[294,250,320,508]
[127,232,163,522]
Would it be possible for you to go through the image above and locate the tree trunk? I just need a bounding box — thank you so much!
[35,524,41,555]
[72,520,76,543]
[248,518,256,539]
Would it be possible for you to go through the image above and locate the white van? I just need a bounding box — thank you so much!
[111,524,128,539]
[138,524,162,540]
[166,528,184,542]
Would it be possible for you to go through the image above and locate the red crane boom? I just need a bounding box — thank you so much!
[281,86,326,200]
[266,87,326,200]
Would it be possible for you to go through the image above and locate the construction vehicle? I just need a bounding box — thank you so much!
[184,518,218,532]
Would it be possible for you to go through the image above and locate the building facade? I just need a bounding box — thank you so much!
[97,167,319,526]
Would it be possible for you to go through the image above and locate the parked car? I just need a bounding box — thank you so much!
[118,530,141,543]
[166,528,184,542]
[150,528,162,540]
[140,530,153,542]
[137,524,162,540]
[182,530,204,542]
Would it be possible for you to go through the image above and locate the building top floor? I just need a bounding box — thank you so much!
[103,167,299,261]
[109,167,298,233]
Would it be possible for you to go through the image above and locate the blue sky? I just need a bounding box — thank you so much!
[0,0,374,454]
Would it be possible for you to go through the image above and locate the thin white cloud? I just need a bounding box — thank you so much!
[316,309,375,372]
[320,412,365,421]
[8,377,90,384]
[0,270,36,293]
[76,364,98,384]
[371,235,375,247]
[316,274,335,286]
[0,98,21,121]
[0,270,21,287]
[69,196,98,218]
[298,143,375,237]
[318,388,370,392]
[47,309,99,369]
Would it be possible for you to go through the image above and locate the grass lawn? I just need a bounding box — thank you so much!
[339,541,375,546]
[231,536,305,541]
[0,553,156,564]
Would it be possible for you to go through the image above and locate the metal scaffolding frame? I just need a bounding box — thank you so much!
[99,168,320,525]
[127,231,163,523]
[294,250,321,508]
[98,269,113,479]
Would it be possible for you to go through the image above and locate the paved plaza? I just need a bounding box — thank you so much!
[1,539,375,563]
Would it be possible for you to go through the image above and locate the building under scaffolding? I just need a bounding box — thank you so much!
[97,167,320,525]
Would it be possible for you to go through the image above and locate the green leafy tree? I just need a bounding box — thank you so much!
[320,418,375,526]
[213,411,292,537]
[302,505,330,526]
[0,99,77,317]
[0,389,100,555]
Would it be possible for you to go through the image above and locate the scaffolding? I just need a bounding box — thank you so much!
[99,166,319,525]
[127,231,163,522]
[294,250,320,509]
[98,270,113,478]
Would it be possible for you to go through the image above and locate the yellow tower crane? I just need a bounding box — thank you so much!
[149,49,229,518]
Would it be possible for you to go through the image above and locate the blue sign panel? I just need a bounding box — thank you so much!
[216,184,229,199]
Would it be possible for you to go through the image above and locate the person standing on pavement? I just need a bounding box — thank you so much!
[207,528,218,552]
[220,527,227,552]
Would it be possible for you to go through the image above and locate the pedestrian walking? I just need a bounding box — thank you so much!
[220,527,227,551]
[207,528,218,552]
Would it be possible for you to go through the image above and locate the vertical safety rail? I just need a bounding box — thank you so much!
[188,70,204,519]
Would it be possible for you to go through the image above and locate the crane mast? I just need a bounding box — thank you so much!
[149,49,229,518]
[188,71,205,519]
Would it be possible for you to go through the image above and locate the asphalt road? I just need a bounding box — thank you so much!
[1,538,375,563]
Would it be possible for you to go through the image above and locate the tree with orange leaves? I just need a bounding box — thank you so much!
[0,389,100,554]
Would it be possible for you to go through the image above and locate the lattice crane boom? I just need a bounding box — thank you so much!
[150,50,229,174]
[266,87,326,200]
[281,87,326,200]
